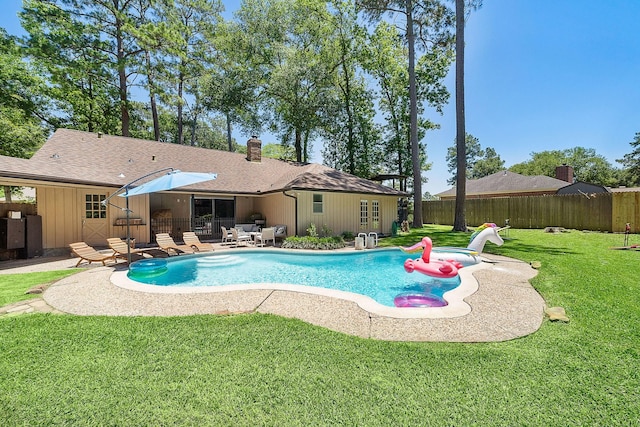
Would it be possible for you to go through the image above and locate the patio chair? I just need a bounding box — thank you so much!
[274,224,287,241]
[255,227,275,247]
[230,227,252,247]
[106,237,151,261]
[69,242,118,267]
[183,232,215,252]
[220,226,233,244]
[155,233,196,256]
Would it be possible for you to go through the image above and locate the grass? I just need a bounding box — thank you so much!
[1,225,639,425]
[0,270,80,306]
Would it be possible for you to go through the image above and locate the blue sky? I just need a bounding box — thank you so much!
[2,0,639,194]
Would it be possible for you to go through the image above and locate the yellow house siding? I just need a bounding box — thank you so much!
[109,192,150,244]
[235,196,256,223]
[31,185,399,249]
[254,192,295,233]
[37,186,78,249]
[296,191,398,236]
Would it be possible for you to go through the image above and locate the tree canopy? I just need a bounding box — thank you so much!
[616,132,640,186]
[3,0,634,203]
[510,147,619,187]
[445,133,504,184]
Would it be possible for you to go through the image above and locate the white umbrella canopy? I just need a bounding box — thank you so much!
[120,170,218,197]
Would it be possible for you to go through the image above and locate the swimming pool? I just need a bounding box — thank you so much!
[127,248,463,308]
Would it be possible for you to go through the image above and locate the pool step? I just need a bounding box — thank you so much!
[196,255,245,267]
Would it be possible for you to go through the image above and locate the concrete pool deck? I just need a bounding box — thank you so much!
[0,246,546,342]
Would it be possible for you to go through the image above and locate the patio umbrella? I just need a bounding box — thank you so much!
[103,168,217,265]
[119,170,218,197]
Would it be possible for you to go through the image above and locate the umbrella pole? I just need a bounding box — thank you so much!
[126,191,131,265]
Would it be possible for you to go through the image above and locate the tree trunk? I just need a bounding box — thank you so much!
[226,112,234,151]
[453,0,467,231]
[3,186,12,203]
[116,15,130,137]
[145,50,160,141]
[295,128,302,163]
[177,74,184,145]
[407,0,422,229]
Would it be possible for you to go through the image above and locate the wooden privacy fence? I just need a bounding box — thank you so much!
[423,191,640,233]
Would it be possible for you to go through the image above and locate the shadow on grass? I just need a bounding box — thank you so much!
[380,225,580,258]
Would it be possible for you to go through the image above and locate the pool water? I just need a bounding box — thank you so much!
[128,249,461,308]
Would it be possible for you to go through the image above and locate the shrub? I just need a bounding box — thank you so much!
[281,236,346,250]
[306,223,318,237]
[341,231,354,241]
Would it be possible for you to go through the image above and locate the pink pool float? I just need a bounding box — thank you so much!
[393,293,447,308]
[401,236,461,279]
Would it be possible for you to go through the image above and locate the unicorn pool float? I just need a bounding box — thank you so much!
[430,223,506,266]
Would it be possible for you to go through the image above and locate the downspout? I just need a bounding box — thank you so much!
[283,190,298,236]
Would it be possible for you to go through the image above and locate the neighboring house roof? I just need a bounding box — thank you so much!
[436,170,570,198]
[556,181,610,195]
[0,128,406,196]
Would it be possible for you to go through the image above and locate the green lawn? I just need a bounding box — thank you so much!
[0,270,80,306]
[1,226,638,425]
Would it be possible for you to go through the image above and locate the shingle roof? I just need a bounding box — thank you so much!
[436,170,569,197]
[2,128,405,196]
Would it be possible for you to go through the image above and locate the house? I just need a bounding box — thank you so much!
[0,129,406,255]
[436,168,572,200]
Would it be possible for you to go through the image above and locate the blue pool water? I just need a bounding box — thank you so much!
[128,249,461,307]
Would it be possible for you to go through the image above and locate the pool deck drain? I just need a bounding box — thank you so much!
[1,250,545,342]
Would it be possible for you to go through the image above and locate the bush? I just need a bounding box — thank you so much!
[341,231,354,241]
[281,236,346,250]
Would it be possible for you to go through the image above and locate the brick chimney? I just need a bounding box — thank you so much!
[555,164,574,183]
[246,136,262,162]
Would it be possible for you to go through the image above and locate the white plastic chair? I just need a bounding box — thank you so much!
[231,227,252,247]
[220,226,233,244]
[255,227,276,247]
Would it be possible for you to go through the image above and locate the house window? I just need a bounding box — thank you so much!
[313,194,323,214]
[360,200,368,229]
[85,194,107,219]
[372,200,379,228]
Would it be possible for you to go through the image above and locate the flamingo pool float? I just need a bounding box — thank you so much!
[401,236,461,279]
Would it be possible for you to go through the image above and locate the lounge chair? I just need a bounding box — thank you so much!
[107,237,151,261]
[155,233,196,255]
[183,232,215,252]
[255,227,275,247]
[220,226,233,244]
[230,227,252,247]
[69,242,117,267]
